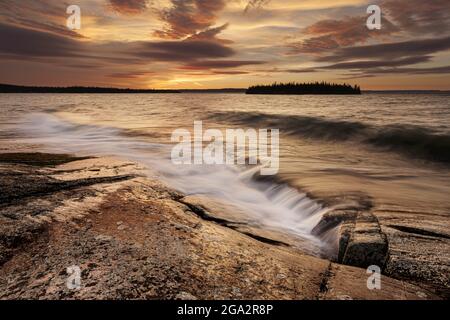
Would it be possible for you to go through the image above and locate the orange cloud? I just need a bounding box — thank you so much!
[382,0,450,35]
[289,16,399,54]
[108,0,149,15]
[154,0,227,39]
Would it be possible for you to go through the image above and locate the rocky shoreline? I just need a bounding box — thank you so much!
[311,190,449,298]
[0,153,447,299]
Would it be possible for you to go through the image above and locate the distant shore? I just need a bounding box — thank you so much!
[0,84,181,94]
[1,83,449,94]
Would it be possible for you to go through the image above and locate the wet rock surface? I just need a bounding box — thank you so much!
[312,197,449,298]
[341,212,389,269]
[378,209,450,298]
[0,153,444,299]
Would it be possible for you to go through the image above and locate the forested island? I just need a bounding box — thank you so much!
[246,82,361,95]
[0,84,180,94]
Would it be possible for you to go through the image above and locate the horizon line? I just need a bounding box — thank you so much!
[0,83,449,93]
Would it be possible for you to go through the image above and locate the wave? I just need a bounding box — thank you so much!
[209,111,450,164]
[15,113,331,255]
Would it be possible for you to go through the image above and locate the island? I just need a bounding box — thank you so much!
[246,82,361,95]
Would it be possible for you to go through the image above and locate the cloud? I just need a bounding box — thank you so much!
[180,59,265,70]
[287,56,433,73]
[109,71,155,79]
[316,36,450,62]
[285,35,450,78]
[0,20,258,87]
[108,0,149,15]
[382,0,450,35]
[186,23,232,43]
[283,1,450,81]
[154,0,271,41]
[287,1,450,56]
[365,65,450,75]
[0,22,241,71]
[244,0,271,13]
[287,63,450,79]
[1,0,449,88]
[0,22,82,58]
[289,15,399,54]
[154,0,227,39]
[324,56,432,69]
[132,39,235,61]
[211,70,249,74]
[0,0,83,38]
[341,65,450,79]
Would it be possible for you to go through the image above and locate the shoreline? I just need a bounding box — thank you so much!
[0,152,446,299]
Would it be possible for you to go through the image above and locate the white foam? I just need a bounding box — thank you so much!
[19,113,329,250]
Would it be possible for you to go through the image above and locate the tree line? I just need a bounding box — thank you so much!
[246,82,361,95]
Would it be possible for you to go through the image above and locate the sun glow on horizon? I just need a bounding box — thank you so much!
[0,0,449,90]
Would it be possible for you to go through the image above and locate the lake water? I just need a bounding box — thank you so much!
[1,93,449,256]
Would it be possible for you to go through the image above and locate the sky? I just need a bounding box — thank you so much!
[0,0,449,90]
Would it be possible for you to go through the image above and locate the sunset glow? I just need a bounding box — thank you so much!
[1,0,449,89]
